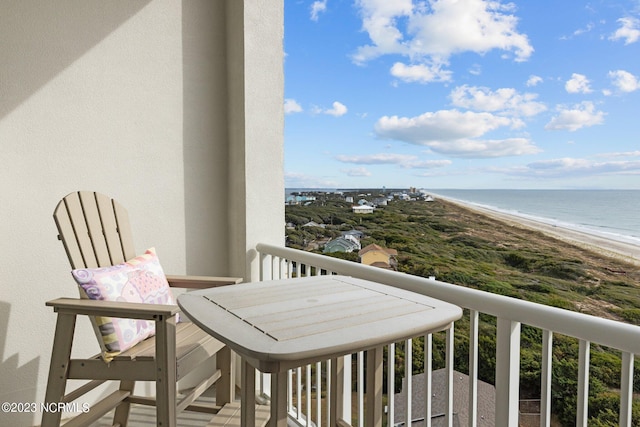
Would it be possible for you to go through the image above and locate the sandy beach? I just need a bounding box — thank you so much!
[440,197,640,267]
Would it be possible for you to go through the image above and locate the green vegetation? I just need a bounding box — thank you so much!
[286,192,640,426]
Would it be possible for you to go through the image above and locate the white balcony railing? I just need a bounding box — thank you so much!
[255,243,640,427]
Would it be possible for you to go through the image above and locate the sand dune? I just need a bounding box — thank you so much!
[441,198,640,267]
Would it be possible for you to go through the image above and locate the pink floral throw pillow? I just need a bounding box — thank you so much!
[71,248,178,361]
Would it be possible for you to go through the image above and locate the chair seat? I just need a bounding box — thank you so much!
[114,322,225,379]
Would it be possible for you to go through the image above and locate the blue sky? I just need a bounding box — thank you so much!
[283,0,640,189]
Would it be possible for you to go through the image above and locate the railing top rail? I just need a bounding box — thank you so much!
[257,243,640,354]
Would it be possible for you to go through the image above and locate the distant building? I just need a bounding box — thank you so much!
[372,197,388,206]
[302,221,326,228]
[394,369,496,427]
[359,244,397,270]
[342,230,364,239]
[323,234,361,253]
[352,205,374,214]
[345,196,354,203]
[286,195,316,205]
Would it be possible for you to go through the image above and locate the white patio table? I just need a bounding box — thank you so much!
[178,275,462,427]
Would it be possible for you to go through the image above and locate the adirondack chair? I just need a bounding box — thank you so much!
[42,191,242,427]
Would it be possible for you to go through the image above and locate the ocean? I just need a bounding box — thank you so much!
[429,189,640,245]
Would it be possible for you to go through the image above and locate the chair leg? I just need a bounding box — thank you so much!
[41,313,77,427]
[112,380,135,427]
[155,315,177,427]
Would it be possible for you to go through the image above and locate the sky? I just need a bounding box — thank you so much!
[283,0,640,189]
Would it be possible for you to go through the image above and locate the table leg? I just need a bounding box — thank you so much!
[241,360,256,426]
[269,372,288,427]
[366,346,383,427]
[330,357,346,425]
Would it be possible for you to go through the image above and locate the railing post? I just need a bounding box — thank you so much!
[405,338,412,426]
[445,327,454,427]
[620,352,634,427]
[495,318,521,427]
[424,335,432,427]
[365,347,383,427]
[357,352,364,427]
[388,343,395,427]
[540,330,553,427]
[342,355,352,423]
[468,311,479,427]
[577,340,590,427]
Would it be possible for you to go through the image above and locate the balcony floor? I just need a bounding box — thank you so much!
[81,387,222,427]
[89,405,215,427]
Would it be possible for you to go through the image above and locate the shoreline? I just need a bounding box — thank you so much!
[437,196,640,267]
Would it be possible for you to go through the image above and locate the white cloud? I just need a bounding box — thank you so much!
[573,22,595,37]
[468,64,482,76]
[313,101,348,117]
[336,153,452,169]
[310,0,328,21]
[343,167,372,177]
[565,73,592,94]
[285,172,338,188]
[390,62,452,83]
[610,17,640,45]
[336,153,418,165]
[608,70,640,93]
[352,0,533,79]
[526,75,543,87]
[376,109,517,141]
[544,101,605,131]
[352,0,413,63]
[284,98,303,114]
[325,101,348,116]
[373,109,540,158]
[424,138,540,158]
[502,158,640,178]
[449,85,546,117]
[598,150,640,158]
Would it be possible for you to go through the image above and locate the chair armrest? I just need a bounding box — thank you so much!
[165,275,242,289]
[46,298,179,320]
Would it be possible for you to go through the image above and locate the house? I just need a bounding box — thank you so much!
[323,235,361,253]
[286,195,317,205]
[342,229,364,239]
[358,243,397,270]
[352,205,374,214]
[372,197,388,206]
[303,221,326,229]
[394,370,496,426]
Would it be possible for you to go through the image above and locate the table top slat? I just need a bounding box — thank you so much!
[266,300,433,341]
[231,288,378,319]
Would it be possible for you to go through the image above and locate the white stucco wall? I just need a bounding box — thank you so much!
[0,0,284,425]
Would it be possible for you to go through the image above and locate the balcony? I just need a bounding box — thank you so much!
[87,243,640,427]
[2,2,639,426]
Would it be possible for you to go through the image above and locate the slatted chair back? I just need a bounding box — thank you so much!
[53,191,136,269]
